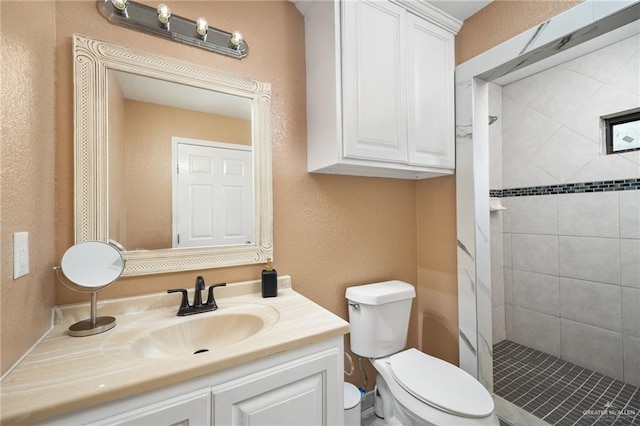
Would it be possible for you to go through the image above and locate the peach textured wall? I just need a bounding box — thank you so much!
[54,1,418,388]
[0,2,57,375]
[0,0,583,380]
[416,176,459,365]
[123,101,250,249]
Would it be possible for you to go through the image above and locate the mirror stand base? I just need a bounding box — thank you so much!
[68,316,116,337]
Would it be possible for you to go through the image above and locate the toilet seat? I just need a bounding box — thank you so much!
[389,348,494,418]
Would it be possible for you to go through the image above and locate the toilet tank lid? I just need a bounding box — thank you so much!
[345,281,416,305]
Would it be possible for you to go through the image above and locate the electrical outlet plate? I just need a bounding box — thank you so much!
[13,232,29,279]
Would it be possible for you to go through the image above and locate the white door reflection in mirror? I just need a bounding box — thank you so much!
[173,138,253,248]
[107,70,253,251]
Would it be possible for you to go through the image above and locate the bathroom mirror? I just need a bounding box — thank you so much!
[73,34,272,276]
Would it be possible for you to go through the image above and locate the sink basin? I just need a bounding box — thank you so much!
[105,304,280,360]
[134,313,265,359]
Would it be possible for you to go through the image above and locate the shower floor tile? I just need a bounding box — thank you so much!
[493,340,640,426]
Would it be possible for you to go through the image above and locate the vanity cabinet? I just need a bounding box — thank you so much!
[95,390,211,426]
[211,348,337,425]
[302,0,459,179]
[43,339,343,426]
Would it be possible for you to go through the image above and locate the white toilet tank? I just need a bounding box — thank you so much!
[346,281,416,358]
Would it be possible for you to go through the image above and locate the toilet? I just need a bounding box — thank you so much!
[346,281,499,426]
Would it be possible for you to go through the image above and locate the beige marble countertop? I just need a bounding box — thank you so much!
[0,276,349,425]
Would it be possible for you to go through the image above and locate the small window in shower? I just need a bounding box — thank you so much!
[603,109,640,154]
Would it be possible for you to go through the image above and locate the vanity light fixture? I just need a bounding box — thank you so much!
[196,17,208,38]
[96,0,248,58]
[156,3,171,27]
[111,0,127,13]
[230,31,244,50]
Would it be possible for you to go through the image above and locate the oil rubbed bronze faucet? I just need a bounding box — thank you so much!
[168,276,226,316]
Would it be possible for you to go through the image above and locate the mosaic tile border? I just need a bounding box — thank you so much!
[490,178,640,198]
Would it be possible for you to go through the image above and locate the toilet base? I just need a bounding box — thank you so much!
[376,374,422,426]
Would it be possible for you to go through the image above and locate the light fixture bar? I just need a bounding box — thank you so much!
[96,0,247,59]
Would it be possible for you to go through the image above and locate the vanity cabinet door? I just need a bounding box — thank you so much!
[211,348,341,426]
[91,389,211,426]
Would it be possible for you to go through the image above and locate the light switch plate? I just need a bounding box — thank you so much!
[13,232,29,279]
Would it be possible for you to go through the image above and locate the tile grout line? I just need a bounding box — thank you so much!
[507,357,563,403]
[539,369,594,422]
[549,373,604,425]
[494,340,640,426]
[577,377,615,426]
[525,364,579,414]
[494,345,539,387]
[589,379,626,426]
[613,386,638,425]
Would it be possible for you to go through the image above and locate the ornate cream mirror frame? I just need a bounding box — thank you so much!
[73,34,272,276]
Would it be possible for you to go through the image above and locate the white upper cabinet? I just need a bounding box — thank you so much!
[406,12,455,168]
[342,1,408,164]
[302,0,460,179]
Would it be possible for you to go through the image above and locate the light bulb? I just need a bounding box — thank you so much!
[111,0,127,11]
[230,31,243,48]
[196,17,208,37]
[157,3,171,25]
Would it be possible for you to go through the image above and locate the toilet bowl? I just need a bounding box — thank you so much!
[372,350,498,425]
[346,281,499,426]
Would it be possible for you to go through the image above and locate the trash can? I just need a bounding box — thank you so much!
[344,382,361,426]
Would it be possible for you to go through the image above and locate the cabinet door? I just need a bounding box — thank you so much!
[342,0,408,163]
[93,389,211,426]
[406,13,455,168]
[211,349,340,425]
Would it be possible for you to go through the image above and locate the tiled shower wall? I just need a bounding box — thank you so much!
[490,34,640,386]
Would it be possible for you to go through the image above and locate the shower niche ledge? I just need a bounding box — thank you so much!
[489,197,506,212]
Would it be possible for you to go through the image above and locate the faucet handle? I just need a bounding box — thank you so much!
[167,288,189,309]
[205,283,227,309]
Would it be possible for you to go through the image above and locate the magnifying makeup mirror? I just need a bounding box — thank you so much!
[54,241,125,337]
